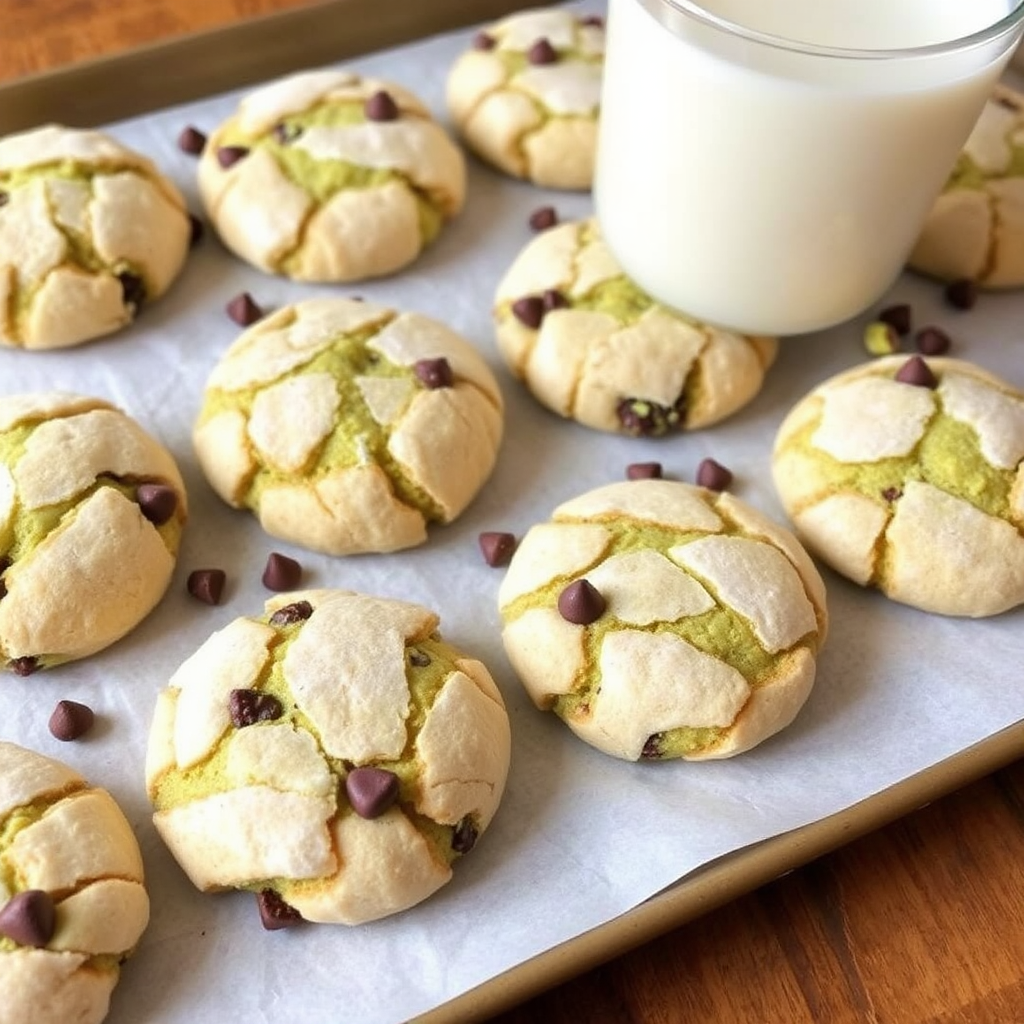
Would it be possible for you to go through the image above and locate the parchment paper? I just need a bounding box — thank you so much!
[1,4,1022,1022]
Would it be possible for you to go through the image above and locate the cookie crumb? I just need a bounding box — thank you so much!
[479,531,516,567]
[48,700,95,741]
[226,292,264,326]
[263,552,302,591]
[696,458,733,491]
[187,569,226,606]
[864,321,901,356]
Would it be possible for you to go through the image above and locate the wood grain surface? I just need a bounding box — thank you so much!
[4,2,1024,1022]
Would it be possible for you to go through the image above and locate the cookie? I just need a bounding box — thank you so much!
[772,355,1024,617]
[446,8,604,190]
[193,297,503,555]
[909,84,1024,288]
[0,741,149,1024]
[493,218,777,435]
[145,589,511,926]
[197,69,466,282]
[498,479,828,761]
[0,124,191,349]
[0,392,188,674]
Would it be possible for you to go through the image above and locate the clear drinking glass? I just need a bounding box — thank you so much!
[594,0,1024,335]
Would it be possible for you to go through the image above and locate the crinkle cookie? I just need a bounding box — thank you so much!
[193,297,503,555]
[146,589,511,927]
[0,742,149,1024]
[197,69,466,282]
[494,218,777,435]
[446,8,604,189]
[0,124,191,349]
[909,84,1024,288]
[772,355,1024,617]
[498,480,828,761]
[0,392,188,674]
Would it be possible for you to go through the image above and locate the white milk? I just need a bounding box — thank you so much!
[594,0,1024,335]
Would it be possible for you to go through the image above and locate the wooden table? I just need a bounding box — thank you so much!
[5,2,1024,1021]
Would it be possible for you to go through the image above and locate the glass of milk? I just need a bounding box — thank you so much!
[594,0,1024,335]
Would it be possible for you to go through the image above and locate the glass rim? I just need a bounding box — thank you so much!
[638,0,1024,60]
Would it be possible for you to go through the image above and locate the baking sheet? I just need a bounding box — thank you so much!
[1,3,1023,1023]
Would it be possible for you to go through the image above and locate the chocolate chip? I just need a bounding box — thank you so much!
[414,357,453,389]
[641,735,662,760]
[269,600,314,626]
[365,90,399,122]
[511,296,545,329]
[626,462,662,480]
[473,31,497,50]
[136,483,178,525]
[345,767,400,819]
[177,125,207,155]
[117,271,146,314]
[216,145,249,169]
[0,891,56,947]
[914,325,951,356]
[479,531,517,567]
[9,657,38,677]
[48,700,95,741]
[882,486,903,502]
[226,292,263,326]
[542,289,569,312]
[581,14,605,27]
[527,38,558,64]
[0,191,8,208]
[272,122,302,144]
[895,355,938,389]
[408,648,431,667]
[0,555,10,599]
[262,552,302,591]
[187,569,226,606]
[696,458,733,492]
[878,303,912,336]
[944,278,978,310]
[452,817,478,854]
[558,579,606,625]
[529,206,558,231]
[257,889,303,931]
[616,397,683,436]
[229,689,283,728]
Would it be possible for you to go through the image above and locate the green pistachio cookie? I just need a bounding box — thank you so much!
[146,589,511,927]
[772,355,1024,616]
[498,479,828,761]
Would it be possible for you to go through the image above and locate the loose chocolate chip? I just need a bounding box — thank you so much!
[542,288,569,312]
[188,213,204,247]
[408,648,431,667]
[414,357,454,389]
[48,700,95,741]
[9,657,38,677]
[257,889,303,931]
[473,30,497,50]
[226,291,263,326]
[616,397,683,437]
[187,569,226,606]
[863,321,900,356]
[262,552,302,591]
[0,891,56,947]
[229,688,283,728]
[511,295,545,329]
[117,271,146,314]
[558,578,606,625]
[479,531,517,567]
[895,355,938,389]
[528,205,558,231]
[696,457,733,492]
[878,303,912,336]
[527,37,559,64]
[269,600,314,626]
[915,325,951,356]
[216,145,250,169]
[944,278,978,310]
[272,121,302,144]
[177,125,207,155]
[452,817,478,854]
[345,767,400,819]
[626,462,663,480]
[365,90,400,122]
[136,482,178,525]
[882,486,903,502]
